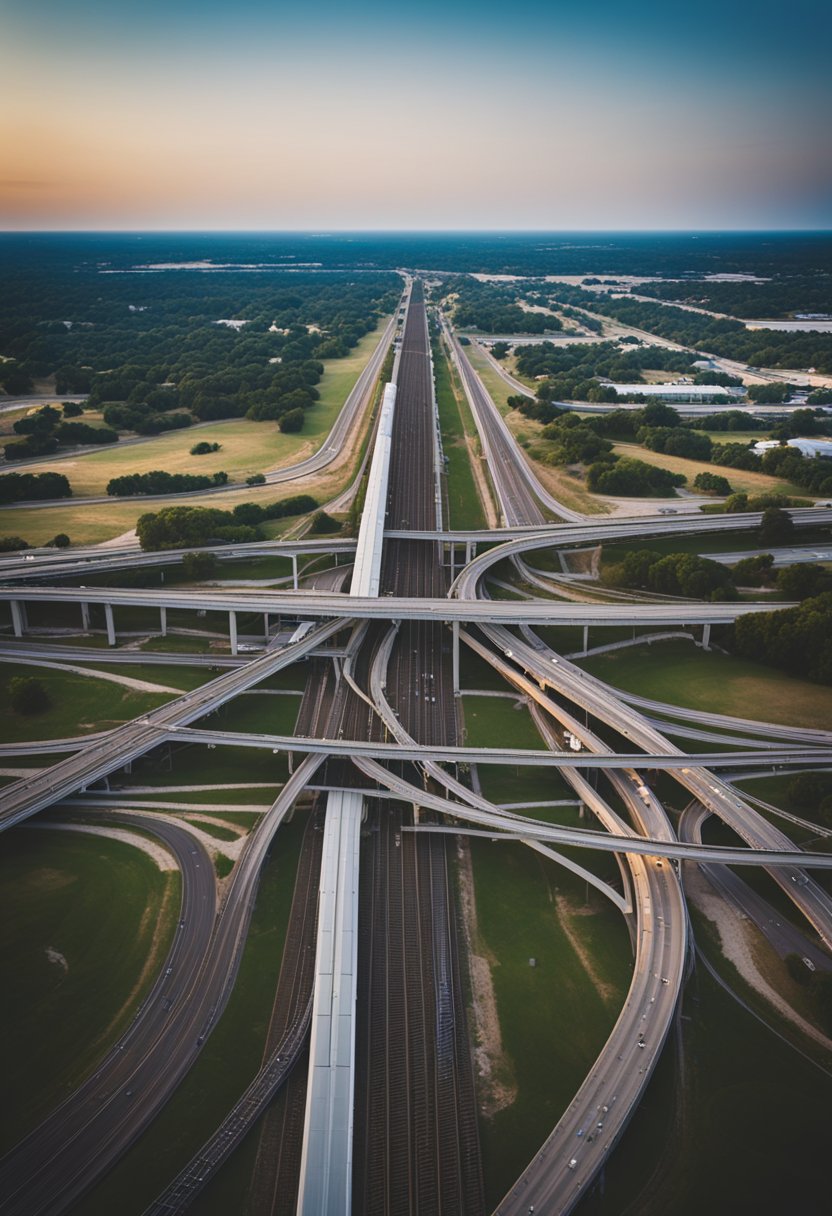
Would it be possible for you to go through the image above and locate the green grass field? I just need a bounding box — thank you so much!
[126,743,290,787]
[462,694,544,750]
[470,838,632,1209]
[0,662,172,741]
[79,813,307,1216]
[0,828,179,1152]
[434,341,487,529]
[580,639,832,729]
[476,762,577,806]
[578,942,831,1216]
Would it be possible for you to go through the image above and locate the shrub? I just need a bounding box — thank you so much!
[10,676,51,715]
[0,536,29,552]
[693,471,732,496]
[308,511,341,535]
[278,407,305,433]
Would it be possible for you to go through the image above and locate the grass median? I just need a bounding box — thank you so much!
[0,828,179,1153]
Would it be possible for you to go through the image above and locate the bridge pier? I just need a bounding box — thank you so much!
[449,542,455,582]
[159,606,167,637]
[264,612,270,642]
[10,599,27,638]
[702,623,711,650]
[229,610,238,656]
[104,602,116,647]
[452,620,460,695]
[583,624,589,654]
[292,554,299,591]
[81,601,90,632]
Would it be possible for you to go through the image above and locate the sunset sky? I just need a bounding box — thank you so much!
[2,0,830,231]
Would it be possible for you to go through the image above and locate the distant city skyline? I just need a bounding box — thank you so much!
[2,0,830,231]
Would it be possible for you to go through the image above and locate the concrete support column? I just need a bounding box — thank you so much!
[583,624,589,654]
[452,620,460,696]
[702,623,711,651]
[81,601,90,631]
[291,554,298,590]
[264,612,270,642]
[465,540,473,565]
[104,602,116,647]
[159,606,167,637]
[10,599,27,638]
[229,611,238,656]
[449,543,455,582]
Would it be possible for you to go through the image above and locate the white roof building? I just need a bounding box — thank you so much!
[602,382,745,402]
[753,438,832,459]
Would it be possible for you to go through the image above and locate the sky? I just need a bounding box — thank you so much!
[1,0,830,231]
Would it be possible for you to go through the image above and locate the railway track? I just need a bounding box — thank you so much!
[351,282,484,1214]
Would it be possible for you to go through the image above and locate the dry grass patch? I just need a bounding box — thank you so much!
[612,441,810,498]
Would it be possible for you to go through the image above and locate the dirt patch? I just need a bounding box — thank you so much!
[554,893,617,1005]
[456,839,517,1117]
[685,864,832,1051]
[561,546,601,576]
[30,867,75,892]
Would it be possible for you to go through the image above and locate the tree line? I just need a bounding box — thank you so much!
[136,495,319,550]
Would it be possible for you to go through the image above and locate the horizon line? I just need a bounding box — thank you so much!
[2,227,832,237]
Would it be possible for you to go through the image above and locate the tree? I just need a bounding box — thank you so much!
[246,473,266,486]
[182,551,219,579]
[693,471,732,496]
[308,510,341,534]
[746,382,792,404]
[732,553,774,585]
[10,676,51,715]
[758,506,795,546]
[48,533,71,548]
[776,562,832,600]
[62,401,84,418]
[278,407,305,433]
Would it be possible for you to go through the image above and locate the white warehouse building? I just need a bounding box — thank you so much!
[601,382,745,403]
[753,438,832,459]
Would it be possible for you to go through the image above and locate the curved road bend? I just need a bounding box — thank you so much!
[0,757,324,1216]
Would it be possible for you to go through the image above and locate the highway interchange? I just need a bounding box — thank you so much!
[1,279,830,1215]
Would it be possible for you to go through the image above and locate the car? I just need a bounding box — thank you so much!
[661,977,669,984]
[638,1040,646,1049]
[568,1159,578,1170]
